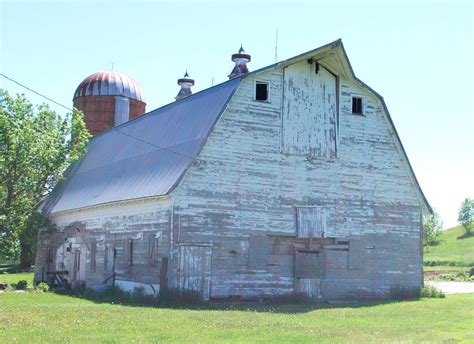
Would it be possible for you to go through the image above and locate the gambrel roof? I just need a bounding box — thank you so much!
[42,40,431,215]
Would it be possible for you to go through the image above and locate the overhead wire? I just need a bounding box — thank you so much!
[0,73,73,111]
[0,73,197,160]
[114,128,196,160]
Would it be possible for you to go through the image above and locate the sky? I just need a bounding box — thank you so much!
[0,0,472,228]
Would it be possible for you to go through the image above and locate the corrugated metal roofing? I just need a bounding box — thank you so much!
[73,70,146,102]
[43,78,241,214]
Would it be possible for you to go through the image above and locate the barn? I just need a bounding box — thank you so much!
[34,39,431,301]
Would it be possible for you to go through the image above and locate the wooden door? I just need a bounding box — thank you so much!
[294,250,325,299]
[178,244,212,300]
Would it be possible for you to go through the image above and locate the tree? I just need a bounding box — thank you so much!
[458,198,474,235]
[423,210,442,247]
[0,89,90,267]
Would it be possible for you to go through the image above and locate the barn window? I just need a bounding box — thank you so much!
[148,237,159,259]
[127,239,134,266]
[104,245,115,271]
[90,241,97,272]
[352,97,363,115]
[46,247,53,263]
[255,82,268,101]
[75,251,81,272]
[104,247,109,271]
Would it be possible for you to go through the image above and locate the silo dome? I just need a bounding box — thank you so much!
[73,71,146,136]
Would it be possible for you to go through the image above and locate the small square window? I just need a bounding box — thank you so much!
[255,82,268,101]
[352,97,363,115]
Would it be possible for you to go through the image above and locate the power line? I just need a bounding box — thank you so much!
[115,128,195,160]
[1,73,196,160]
[0,73,72,111]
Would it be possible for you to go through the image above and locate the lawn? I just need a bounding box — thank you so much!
[423,265,469,272]
[424,225,474,267]
[0,271,34,286]
[0,292,472,343]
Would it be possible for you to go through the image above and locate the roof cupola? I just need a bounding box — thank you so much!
[228,44,251,79]
[175,70,195,100]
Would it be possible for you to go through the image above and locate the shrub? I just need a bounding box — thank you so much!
[423,260,474,267]
[130,287,157,305]
[458,198,473,235]
[15,280,28,290]
[35,282,50,292]
[98,285,132,304]
[437,271,472,282]
[420,286,445,298]
[423,211,442,247]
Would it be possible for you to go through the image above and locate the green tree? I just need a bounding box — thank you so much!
[457,198,473,235]
[423,210,442,247]
[0,89,90,267]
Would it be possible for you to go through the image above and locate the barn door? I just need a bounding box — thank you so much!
[294,250,325,299]
[178,244,212,300]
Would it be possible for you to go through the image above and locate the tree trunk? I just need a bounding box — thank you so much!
[19,240,34,269]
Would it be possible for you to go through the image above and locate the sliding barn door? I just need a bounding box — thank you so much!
[178,244,212,300]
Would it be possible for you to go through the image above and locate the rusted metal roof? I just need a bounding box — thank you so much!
[43,78,240,214]
[73,70,146,102]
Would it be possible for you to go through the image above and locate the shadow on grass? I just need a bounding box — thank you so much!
[457,232,474,240]
[0,264,33,274]
[51,287,419,314]
[425,239,443,249]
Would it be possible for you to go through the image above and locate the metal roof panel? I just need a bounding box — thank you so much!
[44,78,240,214]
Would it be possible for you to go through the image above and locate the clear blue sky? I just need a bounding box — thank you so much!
[1,0,472,228]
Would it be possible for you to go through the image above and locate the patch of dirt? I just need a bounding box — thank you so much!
[426,281,474,294]
[423,270,463,277]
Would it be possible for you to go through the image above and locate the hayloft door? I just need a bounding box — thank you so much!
[178,244,212,300]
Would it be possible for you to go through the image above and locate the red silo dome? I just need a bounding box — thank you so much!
[73,71,146,136]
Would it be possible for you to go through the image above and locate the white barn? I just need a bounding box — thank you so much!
[35,40,431,301]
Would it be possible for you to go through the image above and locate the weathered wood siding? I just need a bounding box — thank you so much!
[35,53,424,301]
[178,244,212,299]
[171,61,423,299]
[35,197,171,294]
[282,61,337,158]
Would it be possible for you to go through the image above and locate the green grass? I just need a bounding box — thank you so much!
[0,292,472,343]
[423,265,469,272]
[424,225,474,267]
[0,271,34,286]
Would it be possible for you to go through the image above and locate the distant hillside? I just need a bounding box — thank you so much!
[424,225,474,267]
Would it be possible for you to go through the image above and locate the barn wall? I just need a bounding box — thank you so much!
[171,63,423,300]
[282,60,337,158]
[34,197,171,294]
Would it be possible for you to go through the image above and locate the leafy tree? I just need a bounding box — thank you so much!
[423,210,442,247]
[458,198,474,235]
[0,89,90,267]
